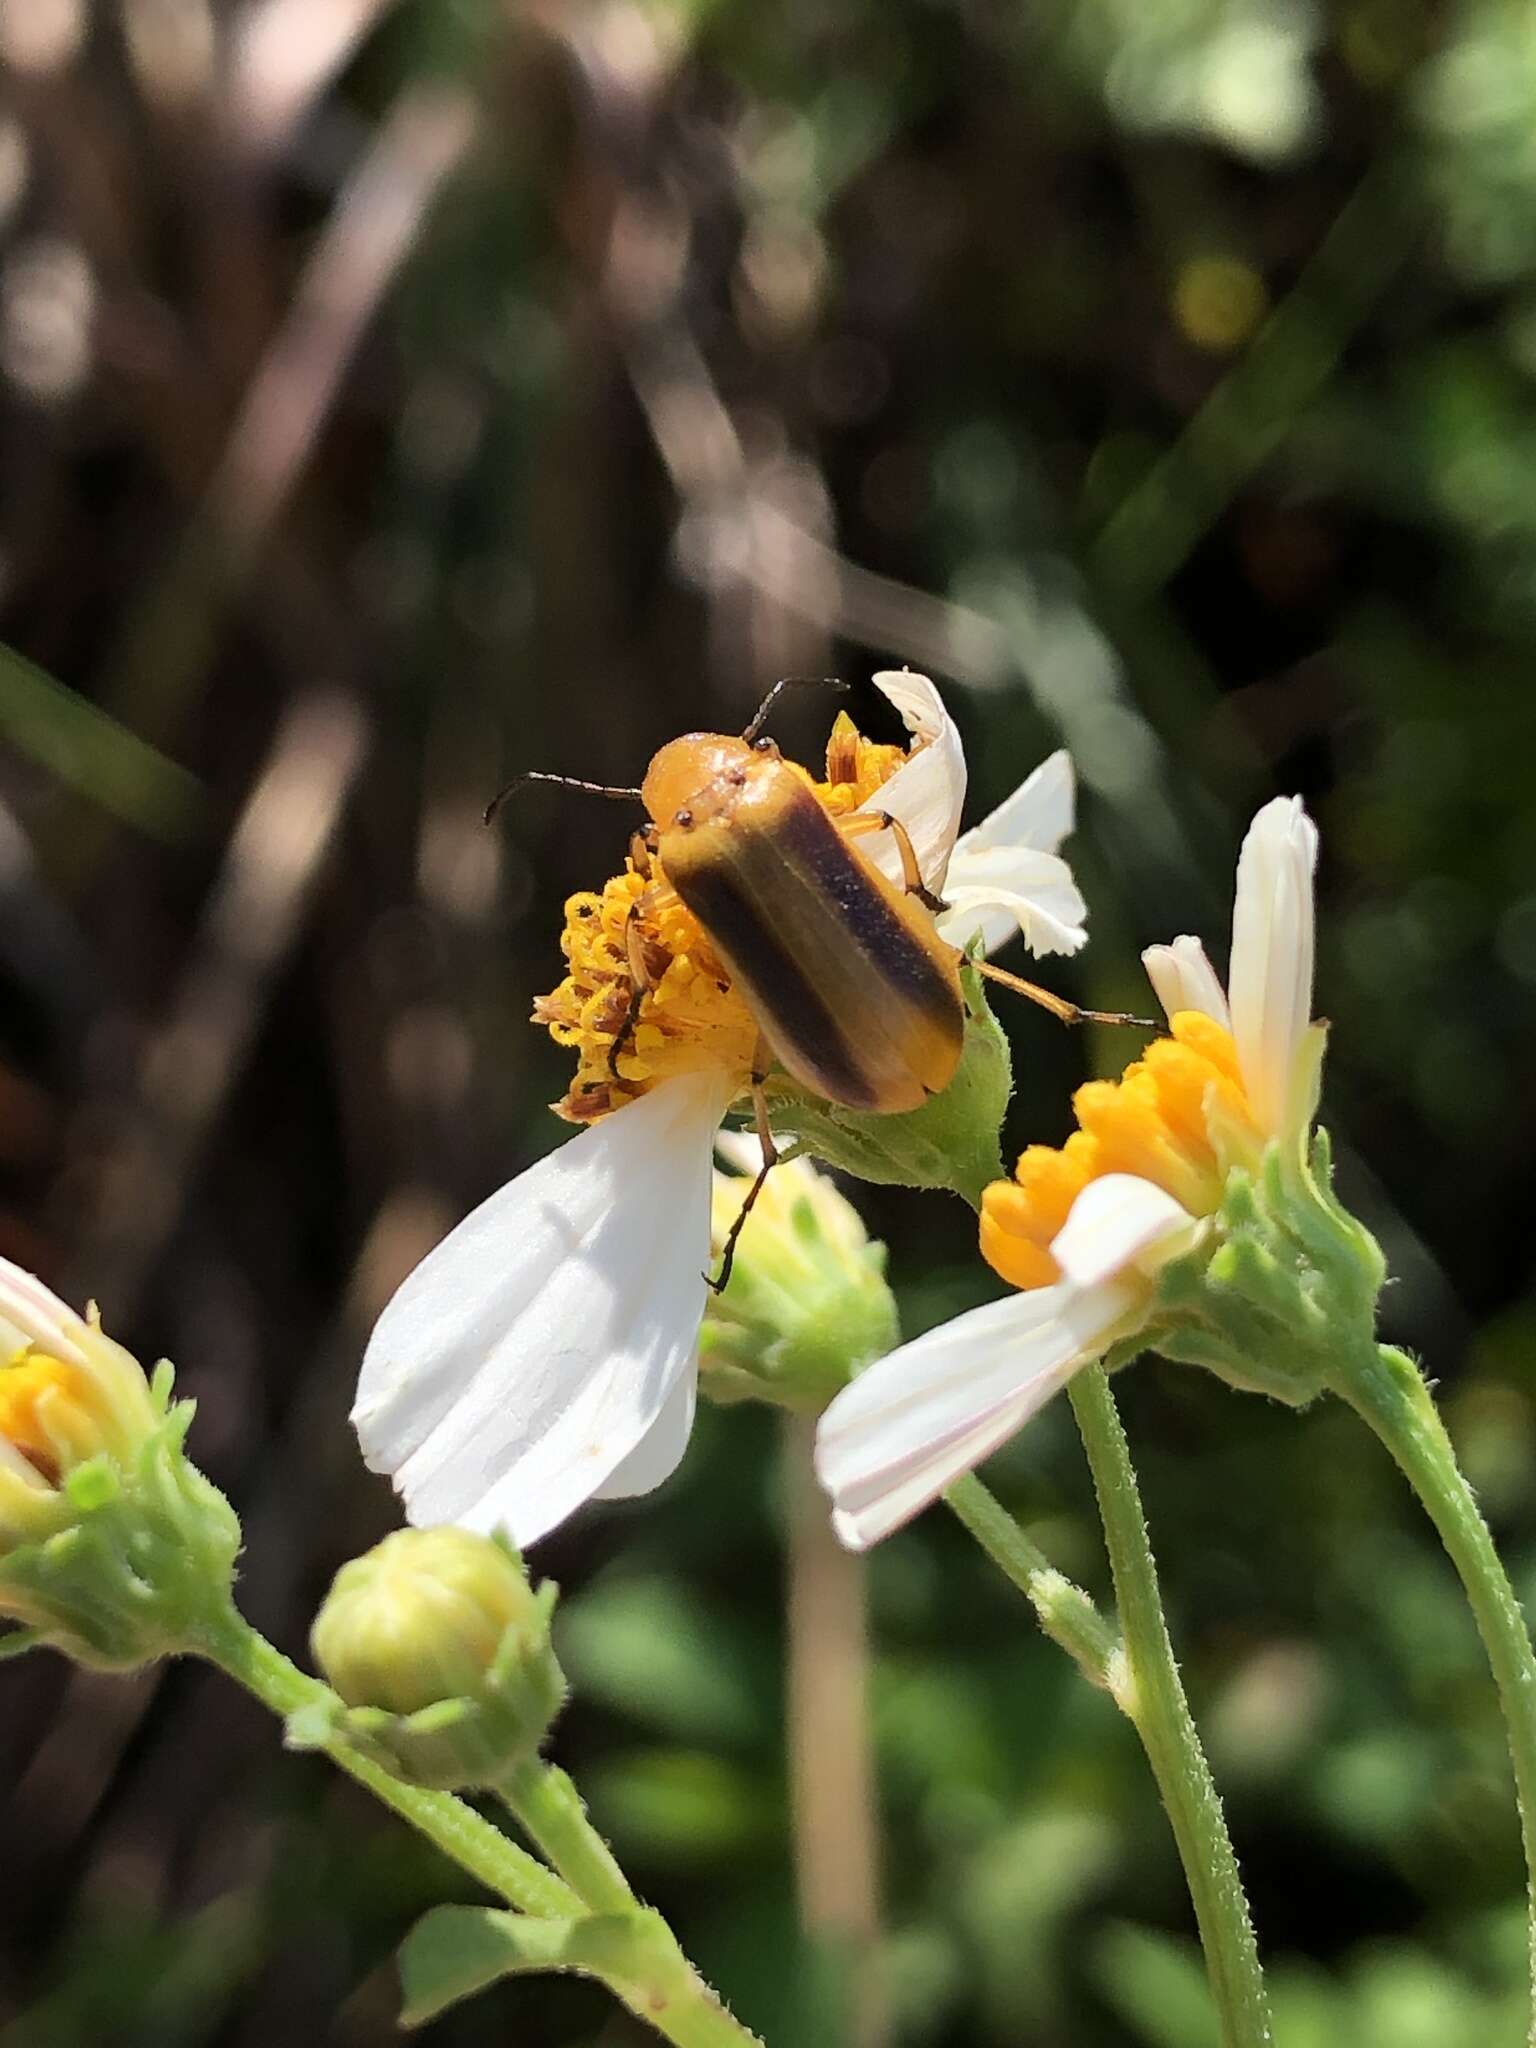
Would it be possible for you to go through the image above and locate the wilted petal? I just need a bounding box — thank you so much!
[1141,935,1231,1029]
[353,1070,731,1547]
[1051,1173,1201,1291]
[815,1280,1135,1549]
[936,844,1088,958]
[856,670,967,889]
[593,1367,697,1501]
[1229,796,1318,1137]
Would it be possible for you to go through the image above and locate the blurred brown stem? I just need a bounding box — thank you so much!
[782,1414,889,2048]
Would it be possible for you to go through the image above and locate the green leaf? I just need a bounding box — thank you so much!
[397,1905,652,2026]
[0,1626,42,1661]
[1091,1923,1221,2048]
[0,641,205,840]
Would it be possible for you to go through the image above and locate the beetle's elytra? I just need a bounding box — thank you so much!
[641,731,964,1115]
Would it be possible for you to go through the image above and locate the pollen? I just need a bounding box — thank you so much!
[819,711,908,816]
[534,708,918,1121]
[534,864,760,1121]
[980,1013,1260,1291]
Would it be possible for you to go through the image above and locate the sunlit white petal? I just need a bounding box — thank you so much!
[593,1368,698,1501]
[816,1279,1137,1549]
[1141,935,1231,1029]
[1051,1173,1201,1292]
[1228,796,1317,1136]
[353,1070,731,1546]
[856,669,967,890]
[936,845,1088,958]
[949,748,1076,860]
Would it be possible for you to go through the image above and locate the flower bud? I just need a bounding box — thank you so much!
[700,1149,899,1411]
[303,1529,564,1789]
[0,1260,240,1669]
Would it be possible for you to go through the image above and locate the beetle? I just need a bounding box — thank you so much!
[490,678,1140,1288]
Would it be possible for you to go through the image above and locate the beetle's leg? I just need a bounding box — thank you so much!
[839,808,948,914]
[974,957,1155,1030]
[608,880,682,1079]
[708,1069,780,1294]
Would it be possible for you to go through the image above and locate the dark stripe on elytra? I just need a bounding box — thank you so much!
[770,790,960,1027]
[669,859,884,1109]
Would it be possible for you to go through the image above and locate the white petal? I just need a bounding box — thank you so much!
[1051,1174,1201,1291]
[0,1258,88,1365]
[1141,935,1231,1029]
[815,1281,1135,1549]
[593,1367,697,1500]
[935,845,1088,958]
[1228,797,1318,1137]
[353,1070,730,1546]
[950,749,1076,859]
[854,670,967,890]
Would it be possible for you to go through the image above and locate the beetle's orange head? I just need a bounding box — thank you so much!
[642,733,758,830]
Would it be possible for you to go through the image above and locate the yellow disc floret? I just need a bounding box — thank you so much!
[534,864,760,1122]
[533,710,919,1122]
[980,1011,1261,1291]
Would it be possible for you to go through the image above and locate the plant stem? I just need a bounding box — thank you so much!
[1067,1366,1272,2048]
[496,1759,635,1914]
[496,1762,764,2048]
[945,1472,1120,1690]
[783,1414,888,2048]
[194,1603,578,1918]
[1331,1342,1536,2045]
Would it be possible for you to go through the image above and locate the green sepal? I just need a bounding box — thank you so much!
[764,960,1009,1209]
[398,1904,683,2026]
[0,1399,240,1671]
[1141,1123,1389,1410]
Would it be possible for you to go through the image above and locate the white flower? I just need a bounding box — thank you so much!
[815,795,1319,1551]
[354,674,1089,1546]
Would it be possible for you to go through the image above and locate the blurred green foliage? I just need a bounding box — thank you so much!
[4,0,1536,2042]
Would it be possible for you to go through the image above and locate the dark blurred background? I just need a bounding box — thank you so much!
[3,0,1536,2042]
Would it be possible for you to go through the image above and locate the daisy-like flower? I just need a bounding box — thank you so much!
[0,1257,240,1666]
[0,1259,160,1550]
[353,673,1089,1547]
[815,796,1322,1551]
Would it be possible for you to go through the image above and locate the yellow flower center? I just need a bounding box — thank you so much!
[533,711,917,1122]
[0,1352,80,1485]
[980,1011,1260,1292]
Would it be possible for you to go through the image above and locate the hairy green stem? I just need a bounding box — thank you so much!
[195,1603,579,1916]
[945,1472,1120,1689]
[497,1759,635,1915]
[1067,1367,1272,2048]
[199,1605,762,2046]
[497,1760,763,2047]
[1331,1342,1536,2046]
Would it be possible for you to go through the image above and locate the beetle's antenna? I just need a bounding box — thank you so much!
[484,771,645,827]
[741,675,848,745]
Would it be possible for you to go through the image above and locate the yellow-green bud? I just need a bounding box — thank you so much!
[700,1150,899,1411]
[0,1261,240,1670]
[302,1529,564,1788]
